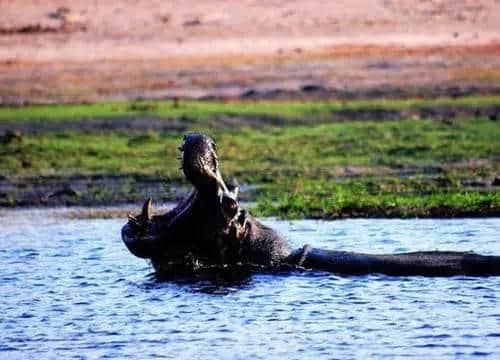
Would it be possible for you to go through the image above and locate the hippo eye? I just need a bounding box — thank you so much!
[222,196,238,218]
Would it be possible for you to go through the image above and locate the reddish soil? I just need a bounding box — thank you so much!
[1,0,500,103]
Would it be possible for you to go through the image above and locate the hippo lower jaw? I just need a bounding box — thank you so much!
[122,193,242,261]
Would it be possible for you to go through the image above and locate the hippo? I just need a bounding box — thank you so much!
[122,133,500,276]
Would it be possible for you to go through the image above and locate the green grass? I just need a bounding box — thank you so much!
[253,177,500,219]
[0,131,182,178]
[218,117,499,180]
[1,117,498,180]
[1,95,499,217]
[1,94,500,123]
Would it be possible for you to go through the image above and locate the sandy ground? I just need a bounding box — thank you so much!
[1,0,500,103]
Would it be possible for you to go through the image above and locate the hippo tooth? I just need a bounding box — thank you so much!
[141,197,153,220]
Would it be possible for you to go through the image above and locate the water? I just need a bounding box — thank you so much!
[1,209,499,359]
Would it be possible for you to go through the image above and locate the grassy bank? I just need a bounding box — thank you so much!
[0,96,499,217]
[1,117,498,179]
[254,178,499,219]
[1,94,500,124]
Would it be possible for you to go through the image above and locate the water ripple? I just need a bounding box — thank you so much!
[0,212,499,359]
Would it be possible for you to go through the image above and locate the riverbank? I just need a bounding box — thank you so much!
[1,95,498,218]
[2,1,500,105]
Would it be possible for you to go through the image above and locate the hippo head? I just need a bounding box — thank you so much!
[121,133,245,261]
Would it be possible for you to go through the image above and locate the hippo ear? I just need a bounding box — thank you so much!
[228,178,239,199]
[141,197,153,220]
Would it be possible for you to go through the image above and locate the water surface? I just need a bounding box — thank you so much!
[1,209,499,359]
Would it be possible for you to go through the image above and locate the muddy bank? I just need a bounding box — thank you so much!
[2,180,499,219]
[2,166,498,210]
[0,116,194,134]
[0,174,187,207]
[0,174,260,208]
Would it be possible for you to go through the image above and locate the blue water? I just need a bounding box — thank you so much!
[0,209,499,359]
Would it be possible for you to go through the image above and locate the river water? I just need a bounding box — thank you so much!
[0,209,499,359]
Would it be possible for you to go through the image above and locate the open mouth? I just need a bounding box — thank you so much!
[123,133,245,259]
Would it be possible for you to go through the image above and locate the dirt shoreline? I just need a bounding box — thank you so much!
[1,202,498,221]
[2,47,500,105]
[1,161,498,209]
[2,199,499,220]
[1,1,500,104]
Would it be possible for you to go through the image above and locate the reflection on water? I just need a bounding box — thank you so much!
[0,209,499,359]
